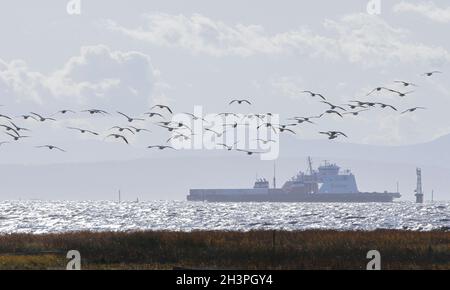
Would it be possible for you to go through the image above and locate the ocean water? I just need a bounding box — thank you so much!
[0,200,448,234]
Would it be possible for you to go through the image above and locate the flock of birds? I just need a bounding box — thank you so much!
[0,70,443,155]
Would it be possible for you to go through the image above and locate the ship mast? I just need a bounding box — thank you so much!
[308,156,314,175]
[415,168,423,203]
[273,163,276,189]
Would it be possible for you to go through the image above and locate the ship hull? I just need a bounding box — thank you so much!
[187,190,400,203]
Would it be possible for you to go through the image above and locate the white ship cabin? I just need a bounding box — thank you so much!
[317,162,359,194]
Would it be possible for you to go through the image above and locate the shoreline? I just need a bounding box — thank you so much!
[0,230,449,270]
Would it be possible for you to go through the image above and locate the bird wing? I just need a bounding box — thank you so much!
[282,128,296,134]
[119,135,129,144]
[387,105,397,111]
[0,114,12,120]
[163,106,173,114]
[327,110,343,117]
[366,88,376,96]
[87,130,99,135]
[5,132,17,139]
[117,111,130,119]
[30,112,43,119]
[316,94,326,100]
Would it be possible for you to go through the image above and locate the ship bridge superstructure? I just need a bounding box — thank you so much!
[316,161,359,194]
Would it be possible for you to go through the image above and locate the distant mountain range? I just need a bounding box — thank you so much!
[0,134,449,201]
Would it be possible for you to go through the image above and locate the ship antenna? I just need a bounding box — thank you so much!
[308,156,314,175]
[273,162,276,189]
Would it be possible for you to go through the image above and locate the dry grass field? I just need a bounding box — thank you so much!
[0,230,448,270]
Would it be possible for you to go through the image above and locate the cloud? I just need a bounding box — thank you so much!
[101,13,337,58]
[0,45,161,111]
[394,1,450,23]
[323,13,450,66]
[102,12,450,66]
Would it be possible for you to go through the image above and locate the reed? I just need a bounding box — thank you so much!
[0,230,448,270]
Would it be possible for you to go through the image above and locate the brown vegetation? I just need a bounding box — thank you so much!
[0,230,448,270]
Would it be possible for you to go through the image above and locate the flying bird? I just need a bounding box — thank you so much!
[223,122,248,129]
[30,112,56,122]
[157,124,178,132]
[349,101,371,108]
[17,114,38,121]
[144,112,165,119]
[151,105,173,114]
[301,91,326,101]
[0,125,20,136]
[257,123,278,133]
[217,143,238,151]
[217,112,240,118]
[110,126,135,134]
[167,134,191,142]
[287,117,316,124]
[229,99,251,105]
[343,109,369,116]
[253,139,277,145]
[67,127,99,136]
[388,89,415,97]
[277,123,297,129]
[5,132,30,141]
[54,109,76,115]
[128,126,151,133]
[0,114,12,120]
[117,111,145,122]
[376,103,397,111]
[319,131,348,140]
[8,121,30,132]
[81,109,109,115]
[394,81,418,87]
[366,87,391,96]
[423,71,442,77]
[277,127,296,134]
[252,114,268,120]
[205,128,226,137]
[346,103,367,110]
[35,145,66,152]
[106,134,129,144]
[182,112,207,122]
[320,110,344,118]
[401,107,426,114]
[321,101,347,111]
[147,145,176,150]
[236,149,261,156]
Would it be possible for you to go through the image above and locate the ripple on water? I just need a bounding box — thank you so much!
[0,200,448,233]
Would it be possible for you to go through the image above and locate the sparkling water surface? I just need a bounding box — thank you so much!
[0,200,448,234]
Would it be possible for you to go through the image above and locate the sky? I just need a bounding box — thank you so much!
[0,0,449,200]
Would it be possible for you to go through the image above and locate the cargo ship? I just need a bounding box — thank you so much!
[187,158,401,202]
